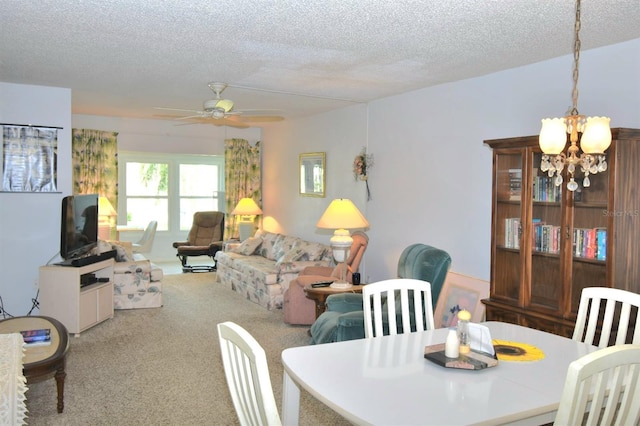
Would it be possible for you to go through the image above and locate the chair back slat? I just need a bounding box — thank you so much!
[572,287,640,349]
[217,322,282,426]
[554,344,640,426]
[362,279,435,339]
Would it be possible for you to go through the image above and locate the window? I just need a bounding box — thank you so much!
[118,152,224,233]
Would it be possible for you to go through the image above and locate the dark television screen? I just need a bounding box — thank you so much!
[60,194,98,260]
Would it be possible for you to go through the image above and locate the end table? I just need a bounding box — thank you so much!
[304,284,365,319]
[0,316,70,413]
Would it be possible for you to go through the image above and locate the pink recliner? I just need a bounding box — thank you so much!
[283,231,369,325]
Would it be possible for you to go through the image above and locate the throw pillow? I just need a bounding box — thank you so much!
[272,235,298,261]
[232,237,262,255]
[96,239,112,254]
[258,232,281,260]
[109,241,133,262]
[275,247,306,267]
[296,241,328,261]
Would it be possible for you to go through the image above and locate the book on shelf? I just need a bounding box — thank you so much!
[504,217,521,248]
[532,221,561,254]
[508,169,522,201]
[20,328,52,346]
[572,228,607,260]
[596,228,607,260]
[533,176,562,202]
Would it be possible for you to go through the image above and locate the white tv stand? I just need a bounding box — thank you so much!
[39,258,114,336]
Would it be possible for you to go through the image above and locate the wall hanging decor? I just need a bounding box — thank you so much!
[300,152,325,197]
[353,147,373,200]
[1,124,60,192]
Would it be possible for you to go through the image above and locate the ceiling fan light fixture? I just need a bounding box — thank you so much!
[212,109,226,119]
[216,99,234,112]
[203,99,234,113]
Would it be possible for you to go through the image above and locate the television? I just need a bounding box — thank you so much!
[60,194,99,261]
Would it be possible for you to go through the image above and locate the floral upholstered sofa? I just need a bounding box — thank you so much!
[215,230,333,310]
[98,240,163,309]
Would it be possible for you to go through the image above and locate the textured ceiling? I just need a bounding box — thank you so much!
[2,0,639,124]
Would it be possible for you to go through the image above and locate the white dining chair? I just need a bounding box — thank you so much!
[572,287,640,348]
[554,344,640,426]
[132,220,157,254]
[217,321,282,426]
[362,278,435,338]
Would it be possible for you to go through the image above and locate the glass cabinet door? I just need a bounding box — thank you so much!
[568,164,609,316]
[492,151,523,304]
[529,151,564,313]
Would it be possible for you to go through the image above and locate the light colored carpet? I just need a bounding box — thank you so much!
[26,272,350,425]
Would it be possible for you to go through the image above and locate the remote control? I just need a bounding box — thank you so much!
[311,281,334,288]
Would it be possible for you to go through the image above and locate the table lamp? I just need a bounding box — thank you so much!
[98,196,117,240]
[316,198,369,289]
[232,198,263,241]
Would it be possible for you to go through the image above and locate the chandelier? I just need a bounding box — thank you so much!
[538,0,611,192]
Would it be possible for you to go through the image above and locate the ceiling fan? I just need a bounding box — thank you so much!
[155,82,284,128]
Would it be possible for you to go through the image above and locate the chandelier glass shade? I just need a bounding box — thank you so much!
[538,0,611,192]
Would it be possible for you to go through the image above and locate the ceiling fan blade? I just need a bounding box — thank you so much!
[234,108,283,114]
[237,115,285,123]
[216,117,250,128]
[154,106,203,114]
[176,114,209,120]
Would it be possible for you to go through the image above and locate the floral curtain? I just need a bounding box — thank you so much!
[224,139,261,239]
[71,129,118,209]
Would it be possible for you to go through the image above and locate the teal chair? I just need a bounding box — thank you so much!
[309,244,451,344]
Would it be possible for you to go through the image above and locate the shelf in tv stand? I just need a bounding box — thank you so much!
[39,258,115,335]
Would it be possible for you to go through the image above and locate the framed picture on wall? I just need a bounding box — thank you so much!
[299,152,325,197]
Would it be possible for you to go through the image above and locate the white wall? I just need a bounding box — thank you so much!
[0,82,72,316]
[263,38,640,284]
[262,105,368,237]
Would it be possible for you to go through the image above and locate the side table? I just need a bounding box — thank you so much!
[304,284,365,319]
[0,316,70,413]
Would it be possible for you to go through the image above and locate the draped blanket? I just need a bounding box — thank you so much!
[0,333,28,425]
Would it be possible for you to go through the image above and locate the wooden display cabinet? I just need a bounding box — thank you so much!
[482,128,640,337]
[39,258,114,335]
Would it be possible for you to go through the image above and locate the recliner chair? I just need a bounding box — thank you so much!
[283,231,369,325]
[309,243,451,344]
[172,211,224,272]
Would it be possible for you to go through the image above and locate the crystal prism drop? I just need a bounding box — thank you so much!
[583,176,591,187]
[567,178,578,191]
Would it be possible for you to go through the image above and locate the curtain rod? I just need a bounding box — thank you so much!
[1,123,63,129]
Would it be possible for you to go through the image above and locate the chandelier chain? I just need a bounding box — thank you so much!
[571,0,582,116]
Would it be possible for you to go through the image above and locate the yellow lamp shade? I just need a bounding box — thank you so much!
[316,199,369,230]
[232,198,263,216]
[98,196,117,217]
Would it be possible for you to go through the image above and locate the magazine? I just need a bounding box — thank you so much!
[20,328,52,346]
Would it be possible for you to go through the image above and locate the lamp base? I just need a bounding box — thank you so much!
[238,222,255,242]
[330,281,353,290]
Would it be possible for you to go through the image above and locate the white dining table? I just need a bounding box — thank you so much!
[281,321,597,426]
